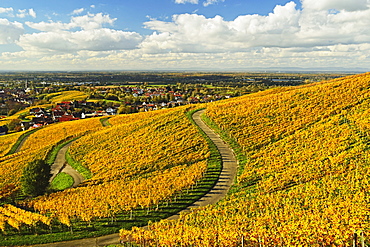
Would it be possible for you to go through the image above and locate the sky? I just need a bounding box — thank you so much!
[0,0,370,71]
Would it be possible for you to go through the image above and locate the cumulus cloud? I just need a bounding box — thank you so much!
[2,0,370,71]
[0,7,13,14]
[29,9,36,18]
[141,2,301,53]
[71,13,116,30]
[71,8,85,15]
[19,13,143,53]
[16,9,37,18]
[141,1,370,54]
[26,13,117,31]
[302,0,369,11]
[18,29,142,52]
[0,18,24,44]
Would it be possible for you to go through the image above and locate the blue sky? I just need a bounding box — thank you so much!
[0,0,369,71]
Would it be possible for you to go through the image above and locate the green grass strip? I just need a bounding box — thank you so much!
[46,137,79,165]
[186,108,222,174]
[5,128,40,156]
[50,172,74,191]
[200,111,249,193]
[100,117,112,127]
[65,149,92,179]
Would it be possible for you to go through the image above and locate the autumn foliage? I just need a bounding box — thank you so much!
[121,73,370,246]
[0,105,209,232]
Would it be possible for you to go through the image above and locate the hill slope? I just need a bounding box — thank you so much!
[0,105,214,245]
[122,73,370,246]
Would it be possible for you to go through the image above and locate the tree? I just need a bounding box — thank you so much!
[20,159,51,197]
[7,119,21,132]
[7,108,17,116]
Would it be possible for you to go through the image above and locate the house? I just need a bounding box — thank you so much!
[106,107,116,115]
[30,123,44,129]
[32,116,54,125]
[58,115,79,122]
[29,107,45,115]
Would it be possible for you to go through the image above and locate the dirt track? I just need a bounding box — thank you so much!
[31,109,238,247]
[49,142,84,187]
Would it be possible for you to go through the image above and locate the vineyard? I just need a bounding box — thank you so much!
[26,106,209,225]
[120,73,370,246]
[0,104,213,245]
[2,72,370,246]
[46,90,88,103]
[0,117,104,192]
[0,131,23,156]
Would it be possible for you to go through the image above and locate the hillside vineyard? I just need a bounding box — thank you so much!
[2,73,370,245]
[120,73,370,246]
[1,106,209,233]
[0,117,104,191]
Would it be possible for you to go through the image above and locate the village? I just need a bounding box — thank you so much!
[0,83,233,134]
[0,71,343,135]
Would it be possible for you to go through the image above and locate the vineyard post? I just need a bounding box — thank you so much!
[353,231,358,247]
[360,231,365,247]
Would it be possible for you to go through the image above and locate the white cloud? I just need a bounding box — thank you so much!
[29,9,36,18]
[71,8,85,15]
[175,0,199,4]
[302,0,370,11]
[0,18,24,44]
[90,5,96,9]
[17,28,142,53]
[141,1,370,55]
[16,9,27,18]
[174,0,224,6]
[26,13,117,31]
[203,0,225,7]
[141,2,301,53]
[2,0,370,71]
[71,13,116,30]
[0,7,13,14]
[26,21,72,32]
[2,43,369,71]
[16,9,37,18]
[19,13,143,54]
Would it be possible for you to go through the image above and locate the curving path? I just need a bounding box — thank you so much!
[31,109,238,247]
[49,142,84,187]
[14,134,30,153]
[167,109,238,220]
[12,128,84,188]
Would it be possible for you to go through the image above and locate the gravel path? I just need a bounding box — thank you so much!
[49,142,84,187]
[166,109,238,220]
[31,109,238,247]
[14,134,30,153]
